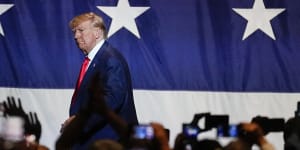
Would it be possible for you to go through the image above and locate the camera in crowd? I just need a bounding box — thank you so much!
[132,124,154,140]
[181,113,229,149]
[181,112,285,149]
[182,113,230,138]
[190,113,229,131]
[128,124,170,150]
[216,124,239,137]
[182,124,200,139]
[128,124,155,150]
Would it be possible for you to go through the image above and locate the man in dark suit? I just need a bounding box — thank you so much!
[61,12,138,149]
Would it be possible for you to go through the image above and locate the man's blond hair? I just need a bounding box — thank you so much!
[69,12,107,39]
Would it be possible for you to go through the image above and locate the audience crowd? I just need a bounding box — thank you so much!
[0,76,299,150]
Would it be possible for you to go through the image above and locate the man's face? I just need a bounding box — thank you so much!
[72,20,99,54]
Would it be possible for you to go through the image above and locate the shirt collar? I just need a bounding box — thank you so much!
[86,39,105,61]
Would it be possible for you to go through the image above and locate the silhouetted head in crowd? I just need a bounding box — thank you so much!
[224,139,251,150]
[173,133,223,150]
[89,139,124,150]
[197,139,223,150]
[284,117,300,150]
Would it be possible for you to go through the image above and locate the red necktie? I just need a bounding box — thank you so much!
[77,57,90,89]
[71,57,90,105]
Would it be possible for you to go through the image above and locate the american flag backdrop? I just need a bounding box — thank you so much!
[0,0,300,149]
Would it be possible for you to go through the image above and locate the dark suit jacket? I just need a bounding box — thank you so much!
[69,41,138,149]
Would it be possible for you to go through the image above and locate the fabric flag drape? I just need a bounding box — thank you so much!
[0,0,299,149]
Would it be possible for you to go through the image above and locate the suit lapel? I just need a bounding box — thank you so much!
[79,41,109,90]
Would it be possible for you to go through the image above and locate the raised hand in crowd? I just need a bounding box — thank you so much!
[25,112,42,143]
[2,96,28,120]
[0,96,48,150]
[2,96,42,144]
[150,122,170,150]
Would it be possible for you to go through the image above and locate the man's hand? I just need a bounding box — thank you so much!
[60,115,76,133]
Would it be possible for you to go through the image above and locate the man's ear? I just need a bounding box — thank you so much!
[95,28,103,39]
